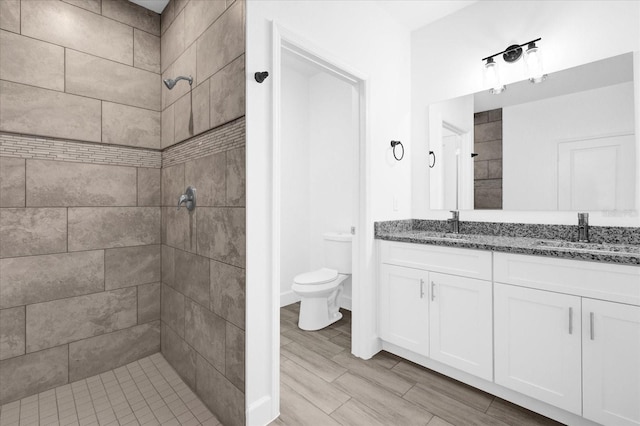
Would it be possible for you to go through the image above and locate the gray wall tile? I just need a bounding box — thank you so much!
[160,0,175,35]
[68,207,160,251]
[174,250,210,307]
[61,0,101,14]
[185,153,225,207]
[162,163,184,206]
[161,8,184,72]
[66,50,161,111]
[161,322,196,388]
[134,29,161,73]
[185,300,225,373]
[26,159,137,207]
[0,250,104,309]
[105,245,161,289]
[69,321,160,382]
[474,140,502,161]
[162,44,196,110]
[163,207,196,252]
[197,207,245,267]
[0,306,25,361]
[102,102,161,149]
[138,168,161,206]
[0,0,20,33]
[0,208,67,258]
[21,0,133,65]
[174,90,194,143]
[0,345,68,405]
[0,30,65,91]
[162,245,175,287]
[209,55,245,128]
[138,282,161,324]
[0,81,102,142]
[225,321,244,391]
[0,157,25,208]
[102,0,160,36]
[184,0,226,47]
[196,354,244,426]
[226,147,245,207]
[175,0,188,14]
[162,104,175,148]
[161,284,184,337]
[26,288,137,352]
[475,121,502,143]
[196,1,244,84]
[192,79,210,135]
[210,260,245,330]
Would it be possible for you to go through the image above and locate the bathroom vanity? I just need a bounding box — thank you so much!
[375,222,640,426]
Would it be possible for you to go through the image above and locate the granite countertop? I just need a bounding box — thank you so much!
[375,220,640,266]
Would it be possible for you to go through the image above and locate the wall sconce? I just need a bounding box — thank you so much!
[482,38,547,94]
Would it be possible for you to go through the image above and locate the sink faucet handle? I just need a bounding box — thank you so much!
[450,210,459,219]
[578,212,589,224]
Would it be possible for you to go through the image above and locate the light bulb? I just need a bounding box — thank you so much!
[525,43,547,83]
[484,58,505,94]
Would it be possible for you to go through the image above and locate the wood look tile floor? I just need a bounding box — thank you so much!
[273,303,564,426]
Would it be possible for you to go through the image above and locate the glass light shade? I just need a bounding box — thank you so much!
[484,59,505,94]
[525,45,546,83]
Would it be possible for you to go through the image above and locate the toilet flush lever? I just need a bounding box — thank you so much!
[177,186,196,211]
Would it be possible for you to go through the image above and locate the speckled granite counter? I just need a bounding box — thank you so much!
[375,220,640,266]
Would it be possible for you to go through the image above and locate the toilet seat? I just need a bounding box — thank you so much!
[294,268,338,285]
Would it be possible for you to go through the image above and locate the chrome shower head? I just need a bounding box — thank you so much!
[163,75,193,90]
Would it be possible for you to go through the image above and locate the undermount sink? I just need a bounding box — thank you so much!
[536,240,640,255]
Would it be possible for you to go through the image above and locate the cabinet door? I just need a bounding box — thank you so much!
[379,264,429,355]
[583,299,640,426]
[494,284,582,414]
[429,272,493,380]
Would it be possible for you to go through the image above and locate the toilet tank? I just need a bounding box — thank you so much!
[323,232,352,274]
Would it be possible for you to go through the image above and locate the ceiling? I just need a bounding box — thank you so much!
[128,0,169,14]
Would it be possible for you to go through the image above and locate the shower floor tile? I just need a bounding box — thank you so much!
[0,354,220,426]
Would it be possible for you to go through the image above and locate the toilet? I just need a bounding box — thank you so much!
[292,232,352,331]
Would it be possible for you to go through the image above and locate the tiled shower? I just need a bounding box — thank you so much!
[0,1,246,425]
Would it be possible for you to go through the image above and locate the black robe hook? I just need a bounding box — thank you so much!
[255,71,269,83]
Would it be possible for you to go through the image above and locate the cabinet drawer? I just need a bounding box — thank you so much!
[494,252,640,306]
[380,240,491,280]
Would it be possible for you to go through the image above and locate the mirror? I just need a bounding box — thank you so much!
[428,52,637,211]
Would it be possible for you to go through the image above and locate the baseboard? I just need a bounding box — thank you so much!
[246,395,278,426]
[280,291,300,307]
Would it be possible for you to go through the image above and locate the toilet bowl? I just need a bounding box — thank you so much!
[292,232,352,331]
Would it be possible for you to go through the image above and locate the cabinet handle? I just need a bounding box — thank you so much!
[419,279,425,299]
[431,281,435,301]
[590,312,595,340]
[568,307,573,334]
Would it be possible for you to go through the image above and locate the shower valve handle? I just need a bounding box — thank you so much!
[177,186,196,211]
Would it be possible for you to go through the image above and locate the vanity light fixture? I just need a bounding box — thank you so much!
[482,38,546,94]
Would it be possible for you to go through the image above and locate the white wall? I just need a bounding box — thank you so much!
[411,0,640,226]
[246,1,411,424]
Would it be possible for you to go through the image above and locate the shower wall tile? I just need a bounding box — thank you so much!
[162,245,176,287]
[61,0,102,14]
[0,30,65,92]
[209,55,245,129]
[196,354,244,426]
[0,306,25,361]
[21,0,133,66]
[137,168,161,206]
[105,245,161,289]
[174,90,196,143]
[161,8,185,72]
[185,299,225,373]
[26,288,137,352]
[160,0,175,35]
[161,284,185,337]
[162,163,185,206]
[184,0,226,47]
[161,322,196,388]
[69,321,160,382]
[174,250,210,307]
[175,0,188,15]
[196,207,246,268]
[196,1,244,85]
[0,250,104,309]
[162,43,196,110]
[102,102,161,149]
[26,159,137,207]
[0,345,68,405]
[163,207,196,252]
[0,81,102,142]
[66,50,161,111]
[210,260,245,330]
[474,140,502,161]
[475,121,502,143]
[226,147,245,207]
[0,0,20,33]
[102,0,160,36]
[225,321,245,391]
[68,207,160,251]
[184,152,226,207]
[0,208,67,258]
[138,283,161,324]
[162,104,175,148]
[134,29,161,74]
[192,78,211,135]
[0,157,25,208]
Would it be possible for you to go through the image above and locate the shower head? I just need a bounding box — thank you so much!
[163,75,193,90]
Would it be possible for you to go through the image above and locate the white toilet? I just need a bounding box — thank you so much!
[292,232,352,331]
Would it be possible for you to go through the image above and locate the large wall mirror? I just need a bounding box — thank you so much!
[428,52,637,212]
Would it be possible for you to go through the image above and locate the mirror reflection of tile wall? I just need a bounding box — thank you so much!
[474,108,503,209]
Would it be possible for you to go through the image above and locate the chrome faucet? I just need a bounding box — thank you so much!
[448,210,460,234]
[577,212,589,243]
